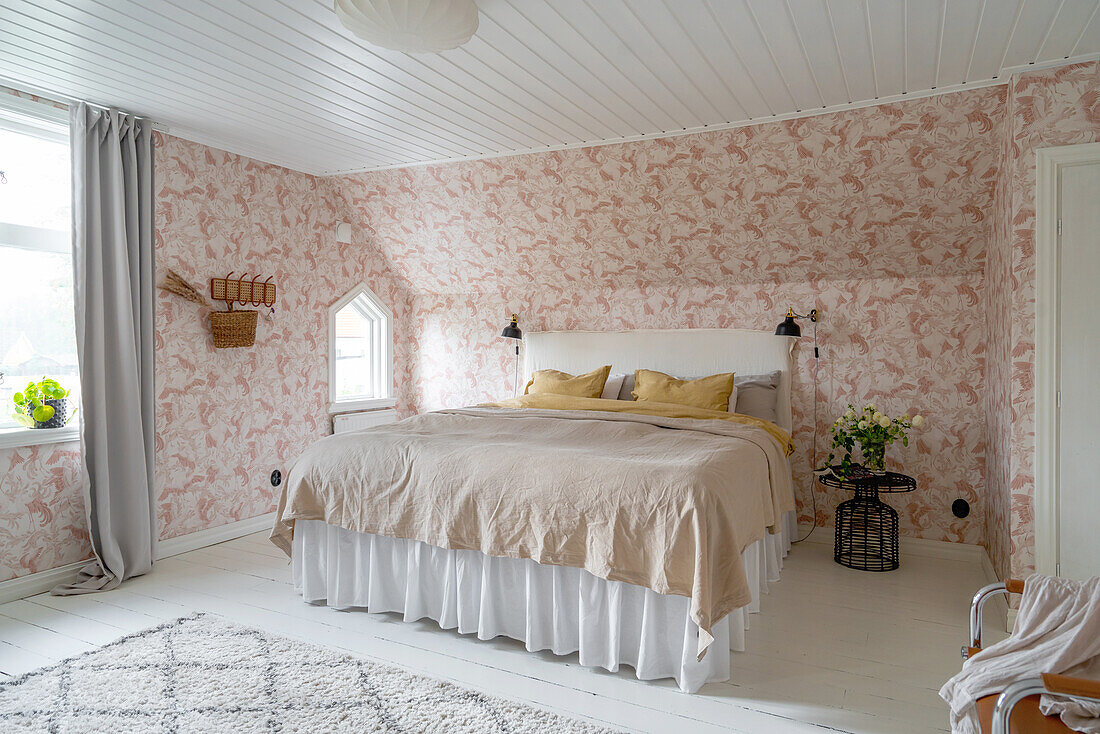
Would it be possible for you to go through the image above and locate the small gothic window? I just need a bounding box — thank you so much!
[329,284,392,407]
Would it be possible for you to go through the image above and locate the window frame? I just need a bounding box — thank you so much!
[327,283,395,414]
[0,92,79,448]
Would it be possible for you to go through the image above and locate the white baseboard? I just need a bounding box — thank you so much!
[0,560,90,605]
[0,512,276,605]
[798,524,989,563]
[155,512,276,560]
[799,524,1014,632]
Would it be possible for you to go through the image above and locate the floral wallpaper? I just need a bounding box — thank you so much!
[154,134,416,540]
[998,60,1100,579]
[340,88,1006,544]
[341,91,1002,294]
[2,132,418,580]
[983,83,1016,582]
[3,63,1093,583]
[0,444,88,581]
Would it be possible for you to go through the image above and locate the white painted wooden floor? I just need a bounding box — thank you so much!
[0,532,1000,733]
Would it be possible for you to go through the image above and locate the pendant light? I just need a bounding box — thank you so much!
[333,0,480,53]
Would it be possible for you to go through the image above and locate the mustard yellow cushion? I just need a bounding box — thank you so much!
[524,365,612,399]
[632,369,735,412]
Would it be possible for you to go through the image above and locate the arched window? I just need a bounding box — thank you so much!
[328,284,393,411]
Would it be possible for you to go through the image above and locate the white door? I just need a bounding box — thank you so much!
[1057,160,1100,580]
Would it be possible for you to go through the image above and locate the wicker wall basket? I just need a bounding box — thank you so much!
[210,309,258,348]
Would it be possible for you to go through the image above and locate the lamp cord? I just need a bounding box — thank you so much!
[792,319,819,545]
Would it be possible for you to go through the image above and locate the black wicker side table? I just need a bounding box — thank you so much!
[818,467,916,572]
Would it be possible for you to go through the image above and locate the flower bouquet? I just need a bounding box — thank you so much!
[822,403,924,477]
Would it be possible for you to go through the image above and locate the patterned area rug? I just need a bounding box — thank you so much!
[0,613,619,733]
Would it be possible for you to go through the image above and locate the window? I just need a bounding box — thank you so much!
[0,94,78,441]
[328,284,393,412]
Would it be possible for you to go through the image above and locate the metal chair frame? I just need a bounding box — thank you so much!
[963,579,1100,734]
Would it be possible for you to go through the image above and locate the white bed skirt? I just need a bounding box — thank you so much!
[292,512,795,693]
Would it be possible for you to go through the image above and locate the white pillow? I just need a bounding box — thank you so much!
[727,384,739,413]
[602,373,627,400]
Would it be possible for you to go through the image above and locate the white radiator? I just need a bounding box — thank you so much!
[333,409,398,434]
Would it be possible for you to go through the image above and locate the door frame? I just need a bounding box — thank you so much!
[1034,142,1100,577]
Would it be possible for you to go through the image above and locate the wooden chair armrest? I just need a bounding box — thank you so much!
[1043,673,1100,699]
[993,675,1100,734]
[1005,578,1025,594]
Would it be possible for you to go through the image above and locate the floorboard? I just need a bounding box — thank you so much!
[0,533,999,732]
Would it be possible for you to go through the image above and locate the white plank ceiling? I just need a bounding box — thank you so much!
[2,0,1098,175]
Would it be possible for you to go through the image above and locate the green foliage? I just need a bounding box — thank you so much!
[10,377,71,427]
[821,403,924,476]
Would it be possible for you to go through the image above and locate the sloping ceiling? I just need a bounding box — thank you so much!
[1,0,1096,175]
[338,86,1005,294]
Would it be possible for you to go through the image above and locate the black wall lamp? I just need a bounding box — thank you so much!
[775,307,819,338]
[501,314,523,396]
[501,314,522,341]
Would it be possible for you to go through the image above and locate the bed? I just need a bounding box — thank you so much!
[271,328,798,692]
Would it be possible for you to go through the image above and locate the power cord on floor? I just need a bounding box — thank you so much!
[792,318,820,545]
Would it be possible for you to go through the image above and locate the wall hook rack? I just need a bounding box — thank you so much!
[210,272,277,309]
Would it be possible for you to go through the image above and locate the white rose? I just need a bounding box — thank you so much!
[878,415,890,428]
[857,420,869,430]
[912,415,925,428]
[867,402,877,411]
[844,409,856,419]
[872,412,885,422]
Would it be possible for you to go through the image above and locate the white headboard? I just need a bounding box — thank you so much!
[523,329,798,434]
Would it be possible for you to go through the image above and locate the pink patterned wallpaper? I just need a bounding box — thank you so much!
[341,92,1001,293]
[340,88,1006,544]
[999,60,1100,579]
[2,132,418,581]
[3,63,1093,582]
[0,444,88,581]
[154,134,416,540]
[983,83,1016,582]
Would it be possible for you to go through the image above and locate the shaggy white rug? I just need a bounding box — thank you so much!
[0,614,620,733]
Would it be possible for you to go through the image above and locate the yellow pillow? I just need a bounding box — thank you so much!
[525,365,612,399]
[632,369,735,412]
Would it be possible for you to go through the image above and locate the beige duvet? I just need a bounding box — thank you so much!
[271,395,794,658]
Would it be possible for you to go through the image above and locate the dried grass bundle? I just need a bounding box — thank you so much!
[159,269,209,307]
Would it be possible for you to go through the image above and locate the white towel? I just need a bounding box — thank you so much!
[939,575,1100,733]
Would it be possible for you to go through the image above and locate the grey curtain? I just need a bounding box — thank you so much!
[54,103,156,594]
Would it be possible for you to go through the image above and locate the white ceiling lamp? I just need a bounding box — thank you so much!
[333,0,479,53]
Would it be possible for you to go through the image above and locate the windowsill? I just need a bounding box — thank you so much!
[0,425,80,450]
[328,398,397,415]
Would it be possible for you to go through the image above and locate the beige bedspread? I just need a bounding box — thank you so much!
[270,396,794,658]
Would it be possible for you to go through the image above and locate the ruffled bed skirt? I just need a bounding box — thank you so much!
[292,512,795,693]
